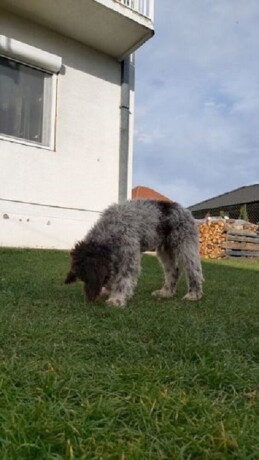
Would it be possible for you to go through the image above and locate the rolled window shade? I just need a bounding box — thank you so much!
[0,35,62,73]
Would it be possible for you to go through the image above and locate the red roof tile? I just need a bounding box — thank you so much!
[132,186,172,202]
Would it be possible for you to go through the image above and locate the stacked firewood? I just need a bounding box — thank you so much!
[196,218,259,259]
[225,220,258,233]
[197,219,226,259]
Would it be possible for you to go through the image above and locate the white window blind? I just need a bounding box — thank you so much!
[0,36,61,149]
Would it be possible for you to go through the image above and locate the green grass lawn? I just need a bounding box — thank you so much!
[0,248,259,460]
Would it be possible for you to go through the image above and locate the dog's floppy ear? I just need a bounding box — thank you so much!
[64,270,77,284]
[84,263,108,301]
[64,245,82,284]
[65,240,111,301]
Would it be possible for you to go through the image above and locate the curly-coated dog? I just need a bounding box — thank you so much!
[65,200,204,307]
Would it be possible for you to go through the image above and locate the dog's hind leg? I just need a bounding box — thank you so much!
[180,241,204,301]
[152,246,180,299]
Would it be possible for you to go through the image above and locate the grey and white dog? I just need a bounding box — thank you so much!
[65,200,204,307]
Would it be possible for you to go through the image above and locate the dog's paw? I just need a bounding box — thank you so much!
[100,287,110,298]
[151,289,174,299]
[106,297,126,308]
[183,292,203,301]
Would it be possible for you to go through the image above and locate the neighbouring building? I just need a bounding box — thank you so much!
[0,0,154,248]
[189,184,259,224]
[132,185,172,202]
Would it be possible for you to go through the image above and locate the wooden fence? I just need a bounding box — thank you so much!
[222,229,259,258]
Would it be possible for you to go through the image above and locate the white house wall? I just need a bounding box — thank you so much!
[0,9,129,249]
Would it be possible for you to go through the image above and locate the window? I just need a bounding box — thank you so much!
[0,55,55,148]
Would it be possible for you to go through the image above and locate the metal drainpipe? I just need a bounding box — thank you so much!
[118,55,135,203]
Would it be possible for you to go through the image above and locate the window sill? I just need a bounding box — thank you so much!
[0,134,54,152]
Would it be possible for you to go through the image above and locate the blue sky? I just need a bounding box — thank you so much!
[133,0,259,206]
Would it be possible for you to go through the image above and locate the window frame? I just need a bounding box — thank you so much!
[0,54,58,151]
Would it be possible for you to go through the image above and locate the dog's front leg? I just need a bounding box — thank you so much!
[106,254,141,307]
[106,264,140,307]
[100,286,110,298]
[106,275,134,307]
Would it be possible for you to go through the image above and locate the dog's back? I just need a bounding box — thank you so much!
[87,199,197,252]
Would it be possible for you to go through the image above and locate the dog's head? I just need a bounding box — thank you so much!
[65,240,111,301]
